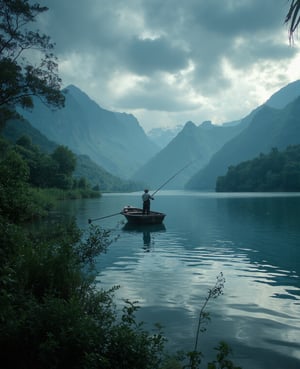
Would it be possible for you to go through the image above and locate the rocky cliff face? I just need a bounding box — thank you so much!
[17,84,159,179]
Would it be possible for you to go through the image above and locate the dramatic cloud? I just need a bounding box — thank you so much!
[37,0,300,131]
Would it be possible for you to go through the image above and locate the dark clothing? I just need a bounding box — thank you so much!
[142,191,154,214]
[143,199,151,214]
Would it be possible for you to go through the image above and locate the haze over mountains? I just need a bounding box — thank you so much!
[12,79,300,192]
[132,120,245,189]
[186,80,300,190]
[18,85,159,179]
[132,80,300,190]
[3,117,142,192]
[147,125,183,148]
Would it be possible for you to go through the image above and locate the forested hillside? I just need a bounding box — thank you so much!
[0,134,101,197]
[186,96,300,190]
[216,145,300,192]
[17,85,159,178]
[74,155,143,192]
[2,118,142,192]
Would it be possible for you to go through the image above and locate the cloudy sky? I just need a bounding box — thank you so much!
[37,0,300,132]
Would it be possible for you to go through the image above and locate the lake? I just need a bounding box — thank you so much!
[60,191,300,369]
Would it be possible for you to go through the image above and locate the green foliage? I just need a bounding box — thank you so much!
[207,342,242,369]
[5,134,98,195]
[74,224,112,265]
[194,273,225,352]
[285,0,300,41]
[0,213,167,369]
[52,145,76,177]
[187,96,300,191]
[0,135,10,155]
[16,134,33,148]
[0,135,100,225]
[1,116,57,152]
[0,145,53,220]
[0,149,33,222]
[2,119,143,192]
[14,135,58,188]
[0,0,64,127]
[216,145,300,192]
[0,138,164,368]
[103,299,166,369]
[181,273,226,369]
[77,176,89,189]
[0,138,240,369]
[0,207,241,369]
[0,133,242,369]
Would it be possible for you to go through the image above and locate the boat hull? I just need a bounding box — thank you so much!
[121,206,166,225]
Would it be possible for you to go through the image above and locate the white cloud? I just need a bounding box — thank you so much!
[38,0,300,131]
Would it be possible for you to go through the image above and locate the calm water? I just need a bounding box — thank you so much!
[60,191,300,369]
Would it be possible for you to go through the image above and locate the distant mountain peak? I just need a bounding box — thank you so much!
[265,79,300,109]
[64,83,78,91]
[63,84,85,96]
[184,121,197,129]
[17,84,159,178]
[147,124,183,148]
[200,120,213,129]
[63,84,102,109]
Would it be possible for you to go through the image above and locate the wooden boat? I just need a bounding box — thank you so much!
[121,206,166,225]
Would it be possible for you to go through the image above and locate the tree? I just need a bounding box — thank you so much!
[51,145,76,189]
[0,0,64,125]
[16,134,33,149]
[15,139,59,188]
[51,145,76,177]
[78,176,89,190]
[215,145,300,192]
[285,0,300,41]
[0,149,32,222]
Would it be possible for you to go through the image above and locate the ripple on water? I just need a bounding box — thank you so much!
[93,197,300,369]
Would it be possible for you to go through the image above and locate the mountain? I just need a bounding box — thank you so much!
[265,80,300,109]
[17,85,159,179]
[186,94,300,190]
[2,116,57,153]
[131,120,246,190]
[73,155,143,192]
[215,145,300,192]
[147,125,184,148]
[2,117,142,191]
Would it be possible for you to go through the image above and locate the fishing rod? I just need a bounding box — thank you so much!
[151,160,194,197]
[88,211,121,224]
[89,161,194,222]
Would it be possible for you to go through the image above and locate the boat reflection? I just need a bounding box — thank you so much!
[122,223,166,251]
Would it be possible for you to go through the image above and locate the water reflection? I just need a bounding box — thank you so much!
[57,192,300,369]
[122,223,166,251]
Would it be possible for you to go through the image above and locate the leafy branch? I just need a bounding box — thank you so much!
[186,272,226,369]
[194,272,225,352]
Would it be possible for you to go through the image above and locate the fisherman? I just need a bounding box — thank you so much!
[142,189,154,214]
